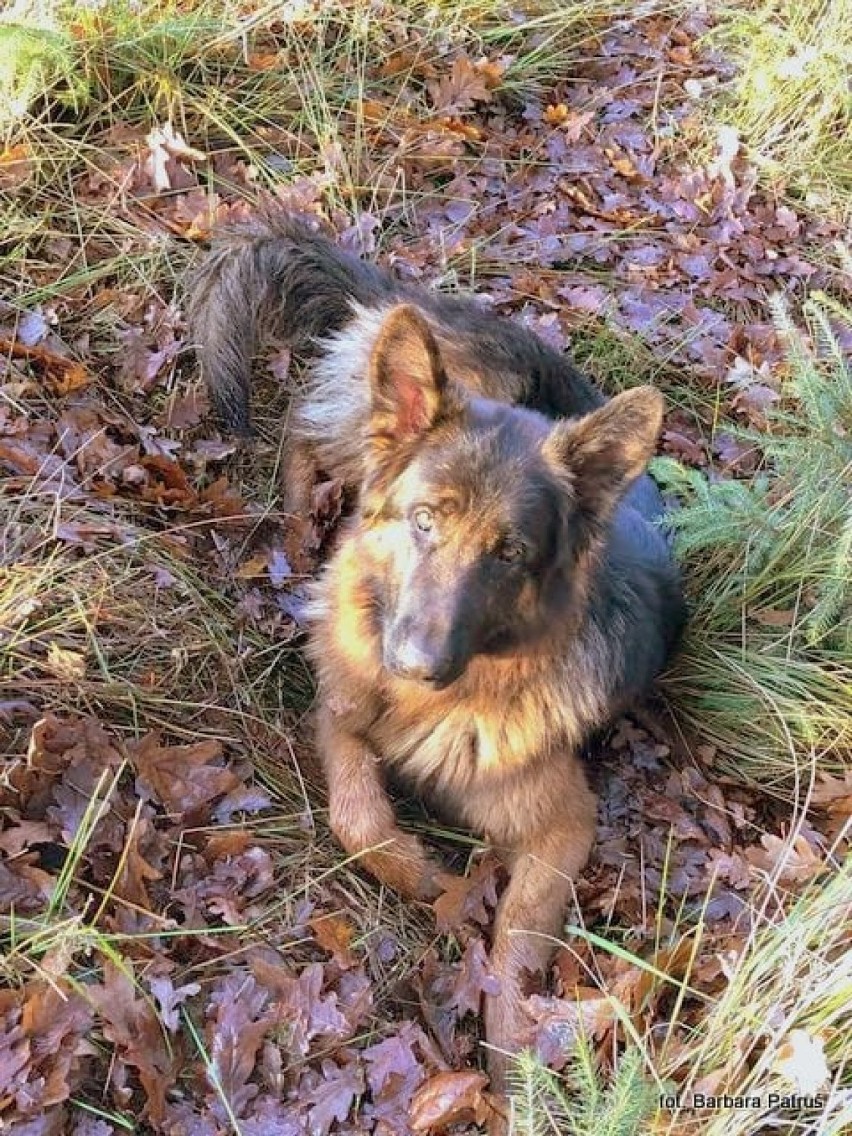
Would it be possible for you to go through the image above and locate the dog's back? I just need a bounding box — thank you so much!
[190,214,604,430]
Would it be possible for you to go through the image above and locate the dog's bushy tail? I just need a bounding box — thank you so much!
[189,213,395,433]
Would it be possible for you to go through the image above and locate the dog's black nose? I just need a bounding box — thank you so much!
[386,640,453,685]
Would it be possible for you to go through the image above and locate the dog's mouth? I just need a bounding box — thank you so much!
[384,657,465,690]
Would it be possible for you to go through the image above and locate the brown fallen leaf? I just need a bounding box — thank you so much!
[248,958,350,1057]
[305,1057,365,1134]
[0,336,90,393]
[433,856,500,932]
[138,453,196,507]
[198,474,246,518]
[18,981,93,1111]
[0,817,53,857]
[409,1070,491,1133]
[309,912,358,969]
[811,769,852,806]
[0,142,35,189]
[449,937,500,1016]
[750,606,795,627]
[0,699,39,724]
[204,970,272,1116]
[29,714,124,779]
[205,829,252,861]
[662,428,707,466]
[163,383,209,429]
[746,832,824,886]
[525,989,616,1065]
[0,857,54,912]
[236,550,271,579]
[543,102,569,125]
[0,435,71,480]
[427,55,495,113]
[113,814,163,911]
[606,147,643,181]
[88,961,174,1125]
[247,50,281,71]
[129,734,239,815]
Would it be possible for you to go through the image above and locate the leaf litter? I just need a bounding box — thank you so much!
[1,3,850,1134]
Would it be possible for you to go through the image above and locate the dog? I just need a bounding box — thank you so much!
[191,214,686,1128]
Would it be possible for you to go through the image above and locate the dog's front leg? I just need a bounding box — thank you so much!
[318,704,442,901]
[483,797,597,1112]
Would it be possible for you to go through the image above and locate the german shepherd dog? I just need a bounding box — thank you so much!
[191,214,686,1127]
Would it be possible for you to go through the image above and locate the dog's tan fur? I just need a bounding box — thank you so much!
[310,497,600,1106]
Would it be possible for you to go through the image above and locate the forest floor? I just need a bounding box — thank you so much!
[1,2,850,1134]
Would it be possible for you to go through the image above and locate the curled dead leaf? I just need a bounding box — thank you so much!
[409,1070,491,1133]
[745,833,824,886]
[543,102,569,126]
[0,336,90,394]
[309,912,358,969]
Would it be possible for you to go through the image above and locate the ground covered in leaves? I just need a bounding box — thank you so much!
[1,3,850,1134]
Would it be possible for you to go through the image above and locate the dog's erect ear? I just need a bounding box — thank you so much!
[542,386,664,518]
[368,305,460,451]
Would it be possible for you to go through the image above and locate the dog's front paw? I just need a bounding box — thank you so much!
[354,828,442,901]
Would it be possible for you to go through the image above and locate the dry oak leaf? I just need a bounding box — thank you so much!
[525,990,616,1067]
[129,734,239,815]
[163,383,209,429]
[205,971,271,1118]
[0,336,90,394]
[433,856,500,932]
[29,714,123,778]
[18,982,93,1111]
[449,938,500,1016]
[0,436,70,481]
[810,770,852,816]
[305,1058,365,1136]
[198,474,246,518]
[0,859,54,914]
[113,814,163,911]
[0,142,35,190]
[137,453,196,507]
[427,55,496,113]
[309,912,358,969]
[87,962,174,1126]
[362,1022,428,1099]
[147,974,200,1033]
[409,1070,491,1133]
[249,958,351,1058]
[0,818,53,858]
[745,833,824,886]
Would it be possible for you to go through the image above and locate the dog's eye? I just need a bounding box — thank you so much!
[496,538,527,563]
[413,506,435,532]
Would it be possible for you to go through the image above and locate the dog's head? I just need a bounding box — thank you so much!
[359,304,663,689]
